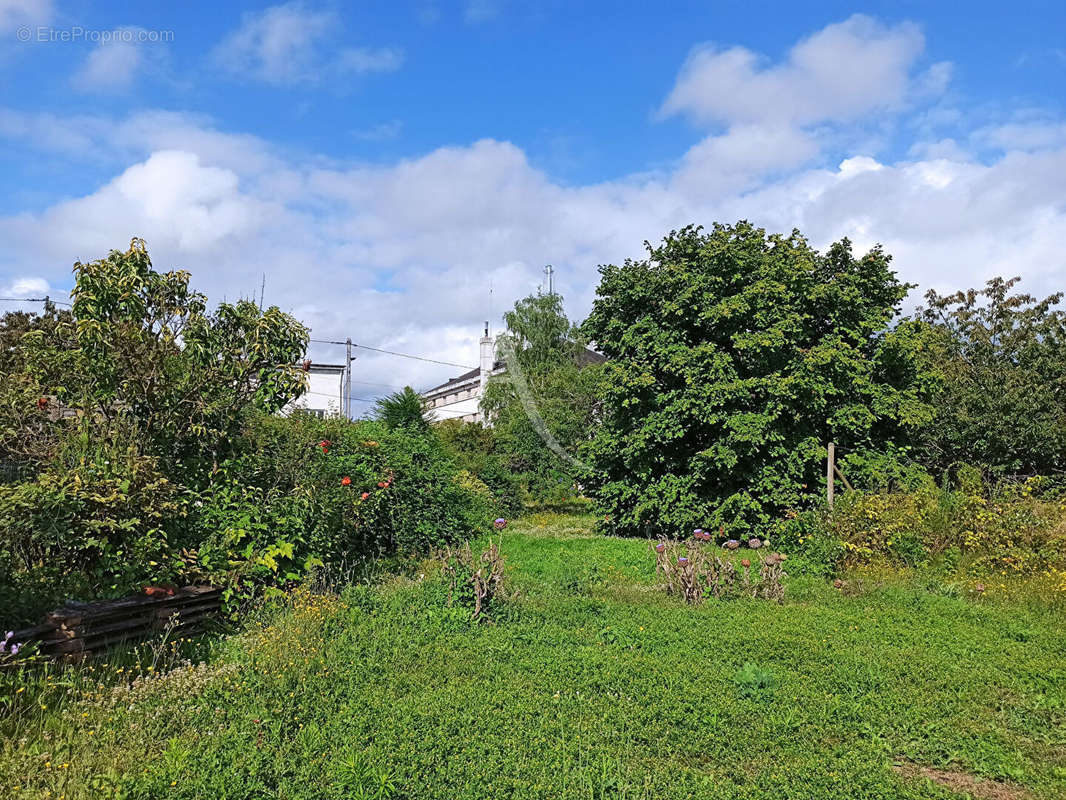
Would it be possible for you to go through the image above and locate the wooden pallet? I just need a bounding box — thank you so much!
[8,585,221,659]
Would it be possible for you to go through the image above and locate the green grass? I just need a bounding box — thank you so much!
[2,512,1065,799]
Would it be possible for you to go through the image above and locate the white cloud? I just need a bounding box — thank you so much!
[972,120,1066,152]
[3,276,49,295]
[661,15,929,126]
[1,150,269,257]
[2,15,1065,393]
[212,2,402,86]
[5,124,1065,392]
[75,39,142,90]
[0,0,51,33]
[672,124,819,197]
[72,27,171,92]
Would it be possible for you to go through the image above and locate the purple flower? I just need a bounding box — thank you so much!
[747,538,762,549]
[693,528,703,537]
[494,518,507,530]
[9,644,18,656]
[677,557,689,565]
[724,539,741,550]
[654,542,666,553]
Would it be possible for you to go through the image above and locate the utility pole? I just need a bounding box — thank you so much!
[345,338,353,419]
[543,264,555,296]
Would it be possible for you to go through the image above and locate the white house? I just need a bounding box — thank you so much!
[421,323,503,423]
[421,323,605,424]
[285,362,346,418]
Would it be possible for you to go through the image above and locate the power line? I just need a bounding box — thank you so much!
[309,337,475,369]
[0,297,72,307]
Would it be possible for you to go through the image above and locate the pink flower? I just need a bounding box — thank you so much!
[360,492,369,500]
[341,476,351,486]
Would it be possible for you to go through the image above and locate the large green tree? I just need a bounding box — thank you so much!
[581,221,934,537]
[67,239,309,471]
[915,276,1066,475]
[0,240,312,620]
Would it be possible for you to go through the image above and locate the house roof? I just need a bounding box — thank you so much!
[307,363,346,374]
[423,360,504,396]
[422,347,605,396]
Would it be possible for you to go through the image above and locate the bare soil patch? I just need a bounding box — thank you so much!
[893,762,1031,800]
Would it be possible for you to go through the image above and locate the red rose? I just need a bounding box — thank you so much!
[341,476,351,486]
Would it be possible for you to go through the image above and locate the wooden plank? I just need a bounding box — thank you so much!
[17,585,220,658]
[833,462,854,492]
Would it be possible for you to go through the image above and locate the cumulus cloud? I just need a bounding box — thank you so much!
[660,15,929,126]
[1,15,1064,394]
[212,1,403,86]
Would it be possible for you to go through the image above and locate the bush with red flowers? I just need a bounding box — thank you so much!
[190,411,503,609]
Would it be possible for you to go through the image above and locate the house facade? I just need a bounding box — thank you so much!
[421,323,605,424]
[285,363,346,418]
[421,324,502,423]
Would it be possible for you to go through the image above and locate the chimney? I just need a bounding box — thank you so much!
[479,322,494,420]
[479,321,495,381]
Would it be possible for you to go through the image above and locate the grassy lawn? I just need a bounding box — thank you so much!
[3,512,1065,799]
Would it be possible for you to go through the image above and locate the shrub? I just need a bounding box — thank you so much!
[651,535,787,604]
[826,480,1066,574]
[436,419,525,516]
[771,511,844,577]
[436,539,508,621]
[0,452,185,626]
[190,412,501,608]
[776,475,1066,580]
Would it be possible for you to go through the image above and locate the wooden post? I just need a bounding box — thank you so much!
[827,441,835,510]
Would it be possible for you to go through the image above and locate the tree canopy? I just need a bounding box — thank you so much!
[914,276,1066,476]
[375,386,431,431]
[481,291,602,499]
[580,221,934,537]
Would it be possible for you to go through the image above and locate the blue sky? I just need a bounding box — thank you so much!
[1,0,1065,392]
